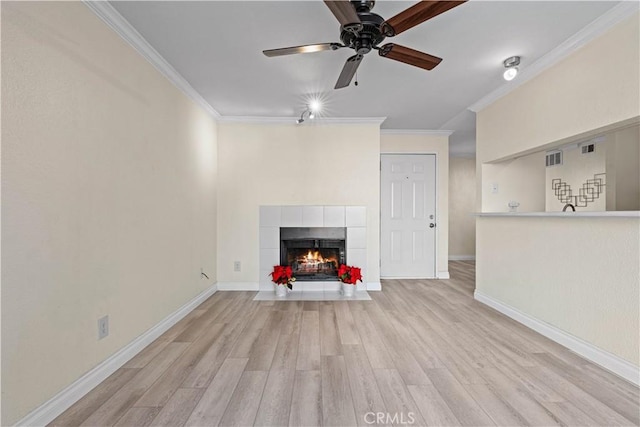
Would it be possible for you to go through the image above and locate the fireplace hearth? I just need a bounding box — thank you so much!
[280,227,346,281]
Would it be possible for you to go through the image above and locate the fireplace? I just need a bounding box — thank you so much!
[280,227,346,281]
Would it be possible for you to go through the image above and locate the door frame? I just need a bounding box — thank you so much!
[379,152,440,279]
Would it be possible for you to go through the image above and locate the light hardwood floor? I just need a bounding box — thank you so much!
[51,261,640,426]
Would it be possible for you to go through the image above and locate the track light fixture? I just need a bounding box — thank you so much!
[295,99,322,124]
[503,56,520,81]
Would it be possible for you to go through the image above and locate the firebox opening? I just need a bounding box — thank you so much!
[280,227,346,281]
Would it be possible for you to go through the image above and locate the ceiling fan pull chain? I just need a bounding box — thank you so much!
[355,71,358,86]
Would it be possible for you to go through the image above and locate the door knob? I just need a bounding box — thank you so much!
[429,223,436,228]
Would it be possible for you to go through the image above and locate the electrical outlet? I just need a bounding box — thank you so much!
[98,315,109,340]
[234,261,241,272]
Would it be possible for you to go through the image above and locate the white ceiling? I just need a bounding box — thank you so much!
[110,1,620,155]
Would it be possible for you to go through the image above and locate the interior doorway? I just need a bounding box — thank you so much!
[380,154,437,278]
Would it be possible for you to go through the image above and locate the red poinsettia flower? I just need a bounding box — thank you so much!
[337,264,363,285]
[270,265,296,289]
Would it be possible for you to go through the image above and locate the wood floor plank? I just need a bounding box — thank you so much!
[270,330,299,372]
[149,388,203,427]
[184,358,248,427]
[134,322,226,407]
[478,367,563,426]
[334,301,362,345]
[319,304,342,356]
[407,384,462,427]
[296,310,321,371]
[372,369,426,426]
[342,345,387,426]
[180,313,253,388]
[80,342,189,427]
[425,368,495,426]
[364,307,432,385]
[246,311,284,371]
[49,368,140,427]
[219,370,269,426]
[531,364,637,426]
[532,351,640,424]
[228,326,262,358]
[322,355,358,426]
[350,309,395,369]
[122,339,172,369]
[289,370,322,427]
[542,401,602,426]
[254,369,296,426]
[463,383,528,426]
[113,407,160,427]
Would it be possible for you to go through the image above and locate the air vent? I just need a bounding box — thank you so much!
[581,143,595,154]
[546,150,562,167]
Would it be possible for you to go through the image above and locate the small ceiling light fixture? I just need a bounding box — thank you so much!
[296,100,323,124]
[503,56,520,81]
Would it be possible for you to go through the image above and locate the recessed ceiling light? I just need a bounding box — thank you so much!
[503,56,520,81]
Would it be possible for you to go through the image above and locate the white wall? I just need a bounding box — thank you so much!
[217,122,381,287]
[475,13,640,372]
[449,157,476,258]
[380,133,449,276]
[2,3,218,424]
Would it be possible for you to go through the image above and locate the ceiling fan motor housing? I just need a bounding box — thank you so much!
[340,11,386,55]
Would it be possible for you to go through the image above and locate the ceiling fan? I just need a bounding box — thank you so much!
[263,0,467,89]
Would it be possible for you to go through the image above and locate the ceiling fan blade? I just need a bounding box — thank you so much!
[378,43,442,70]
[335,54,363,89]
[324,1,363,33]
[382,1,466,36]
[263,43,342,57]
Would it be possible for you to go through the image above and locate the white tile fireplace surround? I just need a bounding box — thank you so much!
[259,205,372,293]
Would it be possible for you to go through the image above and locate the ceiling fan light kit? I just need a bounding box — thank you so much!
[503,55,521,81]
[263,0,467,90]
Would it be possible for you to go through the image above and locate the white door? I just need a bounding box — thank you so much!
[380,154,437,278]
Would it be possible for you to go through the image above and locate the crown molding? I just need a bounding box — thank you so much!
[220,116,387,125]
[468,1,639,113]
[83,1,222,119]
[380,129,454,136]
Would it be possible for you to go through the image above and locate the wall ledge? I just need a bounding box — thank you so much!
[14,282,218,427]
[474,290,640,386]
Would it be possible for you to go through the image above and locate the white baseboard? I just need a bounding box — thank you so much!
[474,290,640,386]
[449,255,476,261]
[217,282,259,291]
[367,282,382,291]
[15,283,218,427]
[437,271,450,279]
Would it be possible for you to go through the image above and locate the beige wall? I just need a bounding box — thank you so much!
[448,157,476,258]
[380,133,449,275]
[217,122,381,285]
[482,151,545,213]
[475,14,640,369]
[477,217,639,364]
[2,3,218,424]
[607,125,640,211]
